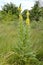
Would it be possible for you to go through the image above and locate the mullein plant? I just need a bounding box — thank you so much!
[1,5,41,65]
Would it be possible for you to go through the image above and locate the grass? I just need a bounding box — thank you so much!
[0,19,43,65]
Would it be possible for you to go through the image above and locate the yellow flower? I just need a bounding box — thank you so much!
[19,14,23,20]
[26,10,30,25]
[26,10,30,16]
[18,7,22,12]
[26,18,30,25]
[18,4,22,12]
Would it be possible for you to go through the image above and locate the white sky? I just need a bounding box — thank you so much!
[0,0,43,10]
[0,0,35,10]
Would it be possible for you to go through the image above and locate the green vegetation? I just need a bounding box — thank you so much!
[0,1,43,65]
